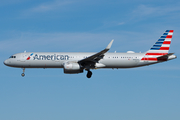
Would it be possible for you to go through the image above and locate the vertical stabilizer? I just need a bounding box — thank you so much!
[146,30,173,54]
[142,30,174,61]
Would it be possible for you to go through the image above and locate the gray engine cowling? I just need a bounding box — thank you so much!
[63,62,83,74]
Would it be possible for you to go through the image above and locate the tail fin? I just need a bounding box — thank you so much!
[141,30,174,61]
[146,30,173,55]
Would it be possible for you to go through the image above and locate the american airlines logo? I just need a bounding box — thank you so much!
[26,53,34,60]
[33,54,69,60]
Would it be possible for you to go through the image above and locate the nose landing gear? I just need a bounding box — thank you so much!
[21,68,25,77]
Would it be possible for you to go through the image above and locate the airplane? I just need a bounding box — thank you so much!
[4,30,177,78]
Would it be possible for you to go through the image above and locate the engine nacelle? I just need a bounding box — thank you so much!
[63,62,83,74]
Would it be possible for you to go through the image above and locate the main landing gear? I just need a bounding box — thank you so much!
[20,68,93,78]
[86,70,92,78]
[21,68,25,77]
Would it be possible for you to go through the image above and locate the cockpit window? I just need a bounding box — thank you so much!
[9,56,16,58]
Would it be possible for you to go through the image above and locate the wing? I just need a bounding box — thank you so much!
[78,40,114,68]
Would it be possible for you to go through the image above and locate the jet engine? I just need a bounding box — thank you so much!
[63,62,83,74]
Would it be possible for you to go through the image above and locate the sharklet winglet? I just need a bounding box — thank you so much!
[106,39,114,50]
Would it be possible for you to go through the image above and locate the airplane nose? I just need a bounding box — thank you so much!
[3,59,8,66]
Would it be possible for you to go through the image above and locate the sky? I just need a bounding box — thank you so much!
[0,0,180,120]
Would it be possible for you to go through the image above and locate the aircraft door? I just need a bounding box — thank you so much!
[20,54,27,62]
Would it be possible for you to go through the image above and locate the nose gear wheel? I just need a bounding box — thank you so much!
[21,68,25,77]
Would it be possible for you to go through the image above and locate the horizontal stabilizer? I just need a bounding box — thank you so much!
[157,53,174,61]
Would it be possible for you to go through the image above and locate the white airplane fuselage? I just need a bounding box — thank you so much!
[4,52,176,68]
[4,30,177,78]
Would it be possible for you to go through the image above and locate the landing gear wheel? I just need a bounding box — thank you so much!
[21,73,25,77]
[86,71,92,78]
[21,68,25,77]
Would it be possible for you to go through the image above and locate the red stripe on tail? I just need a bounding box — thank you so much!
[166,35,172,38]
[160,47,169,50]
[169,30,174,32]
[145,53,168,55]
[163,41,171,44]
